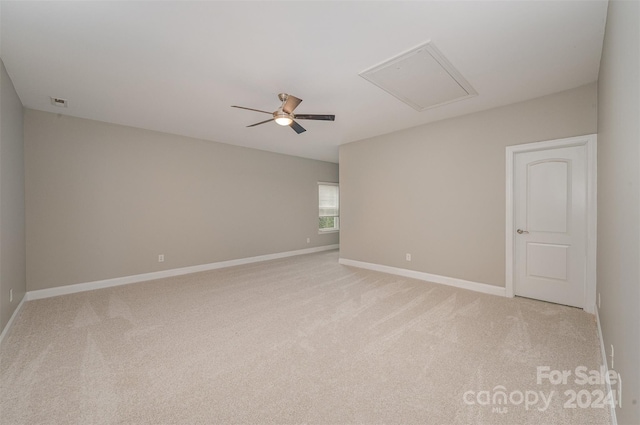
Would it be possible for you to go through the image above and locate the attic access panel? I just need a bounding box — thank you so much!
[360,41,477,111]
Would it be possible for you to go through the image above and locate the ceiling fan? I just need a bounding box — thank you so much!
[232,93,335,134]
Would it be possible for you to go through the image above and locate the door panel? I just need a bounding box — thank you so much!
[527,161,569,233]
[527,243,568,281]
[514,145,586,307]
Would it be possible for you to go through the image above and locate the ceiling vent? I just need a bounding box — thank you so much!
[50,97,68,108]
[359,41,477,111]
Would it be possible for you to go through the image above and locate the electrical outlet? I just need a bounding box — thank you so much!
[10,289,13,303]
[158,254,165,263]
[618,375,622,408]
[610,344,614,369]
[405,253,411,261]
[306,238,310,244]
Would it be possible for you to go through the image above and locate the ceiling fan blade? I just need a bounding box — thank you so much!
[247,118,274,127]
[283,95,302,114]
[290,120,306,134]
[232,105,273,114]
[294,114,335,121]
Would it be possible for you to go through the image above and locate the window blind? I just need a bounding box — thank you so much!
[319,184,339,217]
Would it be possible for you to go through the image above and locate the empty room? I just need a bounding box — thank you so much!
[0,1,638,424]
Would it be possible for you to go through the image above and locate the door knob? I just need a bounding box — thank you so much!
[517,229,529,234]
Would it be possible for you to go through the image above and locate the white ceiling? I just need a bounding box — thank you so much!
[1,1,608,163]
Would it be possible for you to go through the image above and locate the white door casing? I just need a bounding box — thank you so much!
[506,135,597,313]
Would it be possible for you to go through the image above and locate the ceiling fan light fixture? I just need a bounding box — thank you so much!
[274,111,293,126]
[233,93,333,135]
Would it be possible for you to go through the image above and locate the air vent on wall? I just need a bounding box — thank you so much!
[359,41,477,111]
[50,97,68,108]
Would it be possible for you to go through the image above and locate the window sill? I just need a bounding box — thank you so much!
[318,229,340,235]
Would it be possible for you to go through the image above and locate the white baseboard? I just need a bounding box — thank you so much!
[27,244,340,301]
[596,307,618,425]
[338,258,506,297]
[0,293,27,346]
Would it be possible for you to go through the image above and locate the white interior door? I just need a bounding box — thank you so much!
[514,145,587,308]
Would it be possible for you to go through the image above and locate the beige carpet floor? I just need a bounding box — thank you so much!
[0,250,610,424]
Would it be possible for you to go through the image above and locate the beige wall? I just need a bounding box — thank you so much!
[597,1,639,423]
[0,59,26,332]
[339,83,597,287]
[25,110,338,291]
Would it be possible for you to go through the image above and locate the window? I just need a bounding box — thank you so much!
[318,182,339,233]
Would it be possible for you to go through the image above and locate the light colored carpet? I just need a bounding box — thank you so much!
[0,250,610,424]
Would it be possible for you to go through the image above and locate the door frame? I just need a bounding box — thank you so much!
[505,134,597,313]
